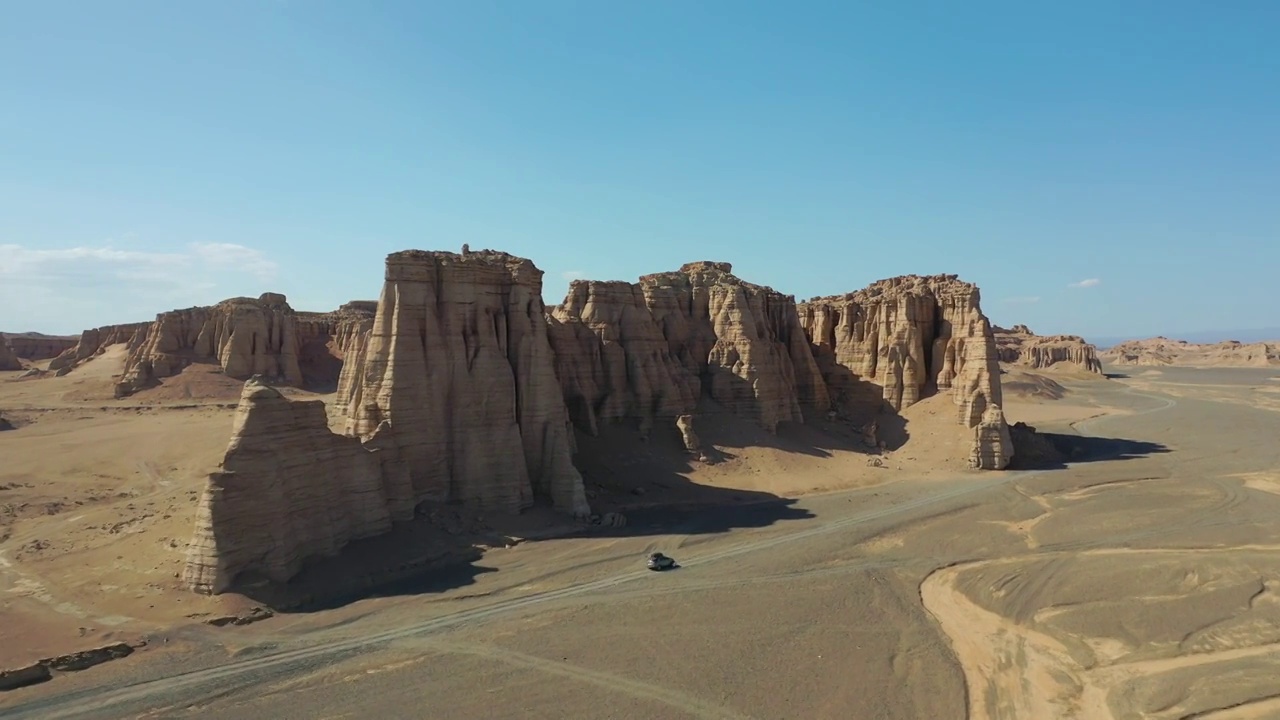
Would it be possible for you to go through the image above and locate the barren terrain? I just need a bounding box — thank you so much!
[4,352,1280,718]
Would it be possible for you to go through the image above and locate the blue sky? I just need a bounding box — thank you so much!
[2,1,1277,340]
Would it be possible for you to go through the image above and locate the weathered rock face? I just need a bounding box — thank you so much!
[994,324,1103,373]
[48,323,150,372]
[548,262,829,434]
[0,333,77,360]
[798,274,1012,470]
[116,294,303,396]
[297,301,378,393]
[341,250,589,517]
[1100,337,1280,367]
[0,339,20,371]
[183,377,413,594]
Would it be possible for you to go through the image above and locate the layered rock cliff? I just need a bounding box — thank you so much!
[48,323,150,373]
[548,262,829,435]
[0,333,77,360]
[182,377,413,594]
[1101,337,1280,367]
[115,293,303,396]
[994,324,1103,373]
[798,275,1012,469]
[341,250,589,517]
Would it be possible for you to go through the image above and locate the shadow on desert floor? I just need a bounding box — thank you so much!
[229,477,817,614]
[1030,432,1171,470]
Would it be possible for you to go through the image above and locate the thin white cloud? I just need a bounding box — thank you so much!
[1068,278,1101,288]
[1001,296,1041,304]
[0,242,276,284]
[0,241,280,332]
[561,270,586,281]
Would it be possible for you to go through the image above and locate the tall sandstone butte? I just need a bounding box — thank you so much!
[547,261,829,435]
[994,324,1103,373]
[797,274,1012,469]
[183,377,413,594]
[341,249,589,517]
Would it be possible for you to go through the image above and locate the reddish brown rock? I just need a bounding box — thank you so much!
[994,324,1103,373]
[341,249,589,517]
[799,274,1011,469]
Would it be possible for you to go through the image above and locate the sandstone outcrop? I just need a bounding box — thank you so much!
[115,294,304,396]
[0,333,77,360]
[676,414,701,453]
[548,262,829,435]
[798,275,1011,470]
[341,249,590,517]
[48,323,151,372]
[994,324,1102,373]
[183,377,414,594]
[0,338,20,371]
[1101,337,1280,367]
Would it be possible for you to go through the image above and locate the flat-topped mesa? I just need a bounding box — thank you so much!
[0,333,77,360]
[798,274,1011,470]
[342,249,589,517]
[48,322,151,372]
[993,324,1103,373]
[182,377,413,594]
[115,293,303,396]
[550,260,829,435]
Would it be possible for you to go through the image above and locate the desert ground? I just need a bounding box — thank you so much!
[3,350,1280,719]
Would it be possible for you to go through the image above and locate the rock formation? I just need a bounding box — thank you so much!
[183,377,413,594]
[0,338,20,371]
[798,275,1012,470]
[0,333,77,360]
[47,323,151,373]
[341,249,589,517]
[548,262,829,435]
[994,324,1103,373]
[115,294,304,396]
[43,294,378,397]
[1101,337,1280,367]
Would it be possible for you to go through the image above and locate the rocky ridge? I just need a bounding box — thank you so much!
[798,274,1012,469]
[1101,337,1280,367]
[547,261,828,436]
[48,323,150,374]
[45,296,377,395]
[994,324,1102,373]
[185,251,1019,594]
[0,333,77,361]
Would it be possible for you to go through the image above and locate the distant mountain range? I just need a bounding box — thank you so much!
[1087,327,1280,349]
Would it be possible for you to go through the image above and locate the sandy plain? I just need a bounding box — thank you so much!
[2,350,1279,719]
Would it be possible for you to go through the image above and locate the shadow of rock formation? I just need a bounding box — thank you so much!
[1008,421,1171,470]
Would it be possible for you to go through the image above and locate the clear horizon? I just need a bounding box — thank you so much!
[3,2,1277,339]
